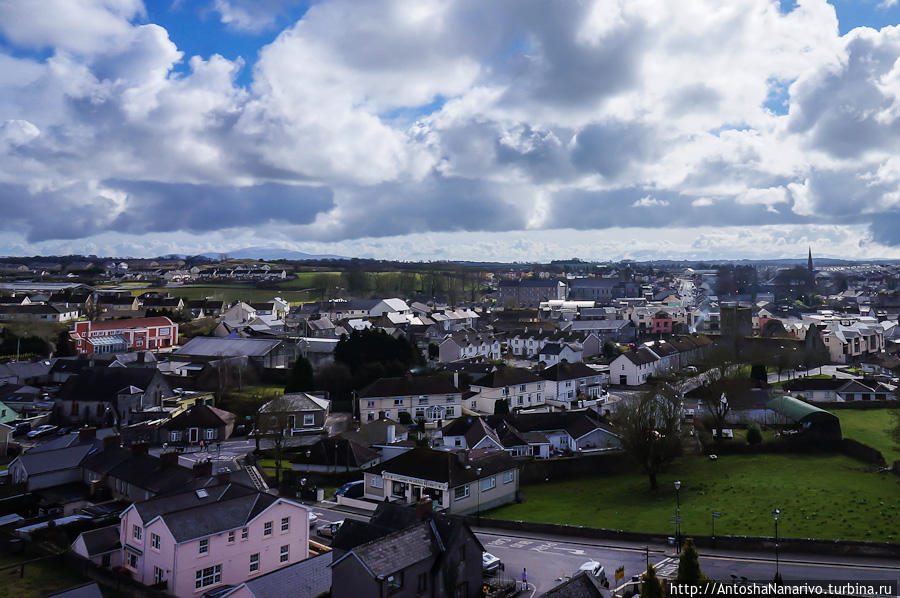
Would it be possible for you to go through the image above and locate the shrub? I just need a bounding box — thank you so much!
[746,423,763,446]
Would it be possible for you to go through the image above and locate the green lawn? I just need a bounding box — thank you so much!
[0,555,92,598]
[123,285,315,305]
[487,453,900,542]
[837,410,900,463]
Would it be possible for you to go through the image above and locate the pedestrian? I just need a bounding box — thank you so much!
[522,568,527,591]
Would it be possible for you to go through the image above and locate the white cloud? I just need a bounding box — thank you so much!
[0,0,899,256]
[632,195,670,207]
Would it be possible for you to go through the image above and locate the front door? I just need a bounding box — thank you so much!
[412,486,421,501]
[189,428,199,443]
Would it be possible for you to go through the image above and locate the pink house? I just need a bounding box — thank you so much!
[652,311,673,335]
[119,482,310,598]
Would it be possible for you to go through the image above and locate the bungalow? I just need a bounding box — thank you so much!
[162,404,237,445]
[362,447,519,515]
[290,437,381,474]
[0,304,79,322]
[259,393,331,436]
[71,524,122,569]
[119,481,310,598]
[780,378,895,402]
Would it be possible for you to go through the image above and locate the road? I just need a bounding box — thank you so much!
[767,365,858,385]
[303,505,900,596]
[149,437,256,473]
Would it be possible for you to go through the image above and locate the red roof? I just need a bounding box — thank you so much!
[88,317,174,330]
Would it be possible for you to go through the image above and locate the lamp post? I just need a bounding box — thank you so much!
[475,467,483,526]
[773,508,781,580]
[674,480,682,553]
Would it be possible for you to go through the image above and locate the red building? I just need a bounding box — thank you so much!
[71,317,178,355]
[651,311,673,335]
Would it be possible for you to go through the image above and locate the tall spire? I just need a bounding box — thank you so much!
[807,246,813,274]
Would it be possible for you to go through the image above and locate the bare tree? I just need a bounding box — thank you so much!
[612,384,684,490]
[706,392,731,442]
[258,393,294,485]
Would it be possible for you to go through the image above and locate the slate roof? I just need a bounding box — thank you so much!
[162,404,236,430]
[15,444,95,476]
[133,482,281,542]
[781,378,848,392]
[175,336,282,358]
[76,524,121,556]
[541,362,599,382]
[540,570,607,597]
[365,447,517,487]
[260,392,329,413]
[359,375,459,399]
[44,583,104,598]
[235,552,332,598]
[343,521,437,577]
[472,367,542,388]
[87,317,173,330]
[619,347,658,366]
[290,437,379,468]
[59,366,164,403]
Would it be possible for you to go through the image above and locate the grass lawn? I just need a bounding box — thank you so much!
[257,458,289,479]
[0,555,94,598]
[124,285,315,305]
[487,453,900,542]
[837,410,900,463]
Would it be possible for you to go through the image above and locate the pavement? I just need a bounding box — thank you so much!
[767,365,858,385]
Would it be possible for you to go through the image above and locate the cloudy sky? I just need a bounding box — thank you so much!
[2,0,900,261]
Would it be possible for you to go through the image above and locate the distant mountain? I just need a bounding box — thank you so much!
[199,247,350,261]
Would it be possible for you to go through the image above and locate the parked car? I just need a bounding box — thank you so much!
[578,561,609,588]
[316,520,344,538]
[482,552,502,574]
[308,511,318,527]
[56,426,73,436]
[231,424,248,437]
[685,366,698,375]
[26,424,58,439]
[335,480,364,499]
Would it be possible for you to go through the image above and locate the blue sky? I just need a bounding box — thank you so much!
[1,1,900,261]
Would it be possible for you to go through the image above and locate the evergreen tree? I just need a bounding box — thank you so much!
[641,564,664,598]
[746,422,763,446]
[284,355,315,393]
[675,538,706,584]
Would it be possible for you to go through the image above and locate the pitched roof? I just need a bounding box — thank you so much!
[540,570,607,598]
[617,347,658,366]
[359,375,459,398]
[76,524,121,557]
[290,437,379,468]
[44,583,104,598]
[260,393,330,413]
[16,444,94,476]
[133,482,282,542]
[86,317,173,330]
[366,447,517,487]
[236,552,332,598]
[175,336,282,358]
[540,362,599,382]
[472,367,542,388]
[162,404,236,430]
[59,367,163,403]
[343,521,437,578]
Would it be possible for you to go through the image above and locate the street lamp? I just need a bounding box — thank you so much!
[674,480,682,554]
[773,508,781,580]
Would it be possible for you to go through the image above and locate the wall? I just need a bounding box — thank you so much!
[518,452,630,484]
[447,469,518,515]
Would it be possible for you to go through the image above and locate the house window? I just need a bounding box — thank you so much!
[418,397,428,405]
[367,412,375,422]
[367,400,376,408]
[153,566,164,584]
[392,481,406,498]
[480,476,496,492]
[169,431,181,442]
[264,521,273,536]
[199,539,209,554]
[205,429,216,440]
[150,533,160,550]
[241,527,248,540]
[127,553,138,569]
[454,485,469,500]
[445,407,454,417]
[386,571,403,592]
[280,544,290,563]
[519,385,526,391]
[228,531,235,543]
[446,395,455,403]
[281,517,290,532]
[249,553,260,573]
[415,408,425,418]
[454,438,462,447]
[370,476,383,488]
[503,471,514,484]
[195,564,222,589]
[132,525,142,541]
[394,399,404,406]
[303,414,315,426]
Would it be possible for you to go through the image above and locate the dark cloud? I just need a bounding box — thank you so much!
[107,180,333,234]
[868,212,900,246]
[0,182,117,242]
[571,121,657,179]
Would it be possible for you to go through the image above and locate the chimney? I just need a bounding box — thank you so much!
[216,471,231,485]
[160,452,179,468]
[415,497,434,521]
[102,434,121,450]
[130,442,148,457]
[78,427,97,442]
[386,424,396,445]
[453,371,459,389]
[193,460,213,478]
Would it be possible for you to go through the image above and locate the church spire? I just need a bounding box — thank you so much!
[808,246,813,274]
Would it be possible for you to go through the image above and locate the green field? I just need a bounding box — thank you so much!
[0,555,93,598]
[837,409,900,463]
[121,285,315,305]
[487,453,900,542]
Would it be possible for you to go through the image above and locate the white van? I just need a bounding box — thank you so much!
[578,561,609,587]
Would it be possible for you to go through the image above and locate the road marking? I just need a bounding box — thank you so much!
[700,554,900,572]
[476,531,666,556]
